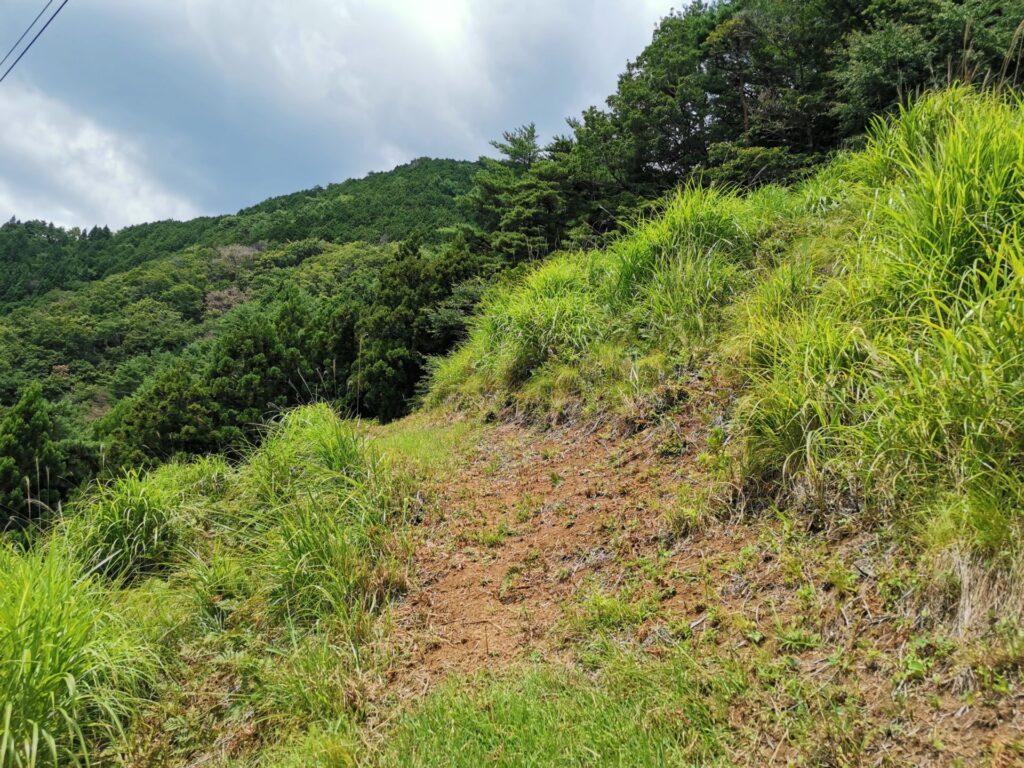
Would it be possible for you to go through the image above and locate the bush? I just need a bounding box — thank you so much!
[230,405,409,626]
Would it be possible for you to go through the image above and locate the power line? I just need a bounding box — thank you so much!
[0,0,55,71]
[0,0,70,86]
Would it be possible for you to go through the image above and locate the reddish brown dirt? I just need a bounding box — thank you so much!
[388,419,704,695]
[381,412,1024,766]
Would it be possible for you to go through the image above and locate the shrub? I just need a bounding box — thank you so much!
[267,493,407,627]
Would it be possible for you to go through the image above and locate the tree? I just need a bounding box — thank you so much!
[458,126,570,264]
[0,383,63,528]
[832,0,1024,131]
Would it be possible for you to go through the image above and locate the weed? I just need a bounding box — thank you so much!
[68,471,179,581]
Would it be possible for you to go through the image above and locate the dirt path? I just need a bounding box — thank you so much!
[380,414,1024,766]
[387,418,702,695]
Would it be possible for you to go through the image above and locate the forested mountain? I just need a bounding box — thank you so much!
[0,157,477,308]
[0,0,1020,527]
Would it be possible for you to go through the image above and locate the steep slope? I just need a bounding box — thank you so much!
[3,88,1024,767]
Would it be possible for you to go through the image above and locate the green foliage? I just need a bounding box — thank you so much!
[67,471,179,581]
[0,158,476,309]
[182,404,411,628]
[0,159,479,491]
[832,0,1024,132]
[434,87,1024,568]
[0,384,63,528]
[184,543,254,630]
[4,0,1016,496]
[732,88,1024,558]
[0,541,154,767]
[0,384,94,532]
[377,645,747,767]
[429,184,783,417]
[100,237,492,463]
[1,403,411,764]
[257,409,408,625]
[453,0,1022,267]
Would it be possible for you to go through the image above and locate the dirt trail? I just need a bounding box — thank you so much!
[387,418,703,694]
[381,413,1024,766]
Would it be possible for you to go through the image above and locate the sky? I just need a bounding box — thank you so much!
[0,0,672,230]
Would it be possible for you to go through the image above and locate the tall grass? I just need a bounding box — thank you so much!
[267,492,407,627]
[0,542,153,767]
[3,403,412,764]
[732,89,1024,564]
[429,184,794,419]
[431,87,1024,619]
[65,471,180,581]
[229,406,410,626]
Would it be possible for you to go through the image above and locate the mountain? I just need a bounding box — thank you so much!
[0,157,477,309]
[2,0,1024,764]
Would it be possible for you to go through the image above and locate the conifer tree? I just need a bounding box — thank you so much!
[0,383,62,527]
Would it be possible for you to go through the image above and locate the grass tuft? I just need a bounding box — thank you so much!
[0,542,154,767]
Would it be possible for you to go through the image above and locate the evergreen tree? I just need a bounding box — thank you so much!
[0,383,62,527]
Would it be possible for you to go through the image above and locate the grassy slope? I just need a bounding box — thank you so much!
[2,404,424,766]
[3,88,1024,766]
[430,87,1024,577]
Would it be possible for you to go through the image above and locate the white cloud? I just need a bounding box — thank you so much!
[0,83,199,228]
[2,0,674,226]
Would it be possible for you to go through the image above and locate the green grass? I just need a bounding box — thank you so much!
[373,638,870,768]
[428,183,799,420]
[64,471,181,581]
[368,411,481,475]
[429,87,1024,612]
[1,404,414,765]
[0,542,154,767]
[731,88,1024,565]
[376,648,742,767]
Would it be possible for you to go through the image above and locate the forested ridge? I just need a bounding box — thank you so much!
[0,157,476,309]
[3,2,1024,764]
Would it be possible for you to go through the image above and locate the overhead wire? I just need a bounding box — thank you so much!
[0,0,71,86]
[0,0,55,71]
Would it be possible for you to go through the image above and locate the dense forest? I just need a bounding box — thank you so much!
[2,0,1021,529]
[0,157,476,309]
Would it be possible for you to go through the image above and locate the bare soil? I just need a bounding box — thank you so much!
[382,411,1024,766]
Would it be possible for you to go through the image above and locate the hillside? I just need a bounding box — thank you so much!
[0,157,477,309]
[0,159,481,513]
[2,0,1020,525]
[2,88,1023,767]
[3,0,1024,765]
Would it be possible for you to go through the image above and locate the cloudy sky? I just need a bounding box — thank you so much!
[0,0,671,229]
